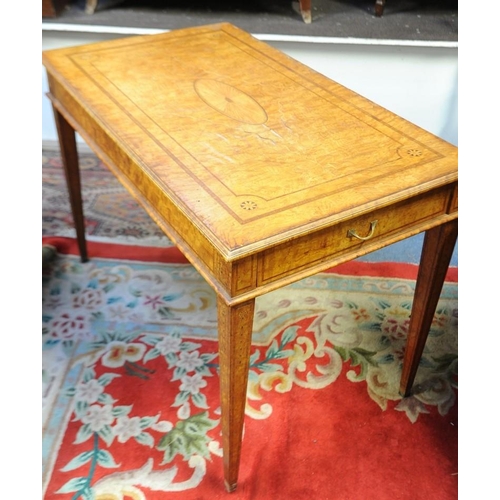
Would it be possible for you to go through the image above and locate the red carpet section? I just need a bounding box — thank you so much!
[42,238,457,499]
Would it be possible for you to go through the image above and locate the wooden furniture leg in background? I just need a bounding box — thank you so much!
[217,297,256,492]
[375,0,386,17]
[298,0,312,23]
[52,106,89,263]
[399,220,458,397]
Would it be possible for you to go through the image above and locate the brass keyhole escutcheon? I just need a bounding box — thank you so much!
[347,220,378,241]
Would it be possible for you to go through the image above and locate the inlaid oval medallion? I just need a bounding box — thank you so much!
[194,79,268,125]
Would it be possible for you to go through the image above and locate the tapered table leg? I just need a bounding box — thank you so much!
[52,106,88,263]
[299,0,312,23]
[375,0,386,17]
[217,296,255,492]
[399,219,458,397]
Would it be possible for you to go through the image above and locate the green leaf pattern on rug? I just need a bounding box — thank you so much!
[334,346,378,380]
[157,411,219,464]
[248,325,298,382]
[57,432,119,499]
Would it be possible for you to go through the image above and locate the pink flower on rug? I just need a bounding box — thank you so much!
[143,294,164,309]
[383,317,409,339]
[381,306,410,340]
[351,307,370,322]
[49,312,91,341]
[102,341,146,368]
[432,313,449,329]
[72,288,104,310]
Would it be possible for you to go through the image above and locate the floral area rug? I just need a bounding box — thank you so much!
[42,148,169,244]
[42,237,458,500]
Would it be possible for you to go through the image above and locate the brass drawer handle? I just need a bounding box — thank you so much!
[347,220,378,241]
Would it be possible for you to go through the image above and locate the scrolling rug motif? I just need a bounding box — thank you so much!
[42,237,458,500]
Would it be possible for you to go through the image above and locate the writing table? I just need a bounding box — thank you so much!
[42,23,458,492]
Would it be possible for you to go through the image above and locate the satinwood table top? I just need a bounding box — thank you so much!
[43,23,457,262]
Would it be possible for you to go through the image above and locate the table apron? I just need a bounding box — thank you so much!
[47,88,458,307]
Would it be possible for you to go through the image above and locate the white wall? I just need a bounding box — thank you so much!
[42,29,458,147]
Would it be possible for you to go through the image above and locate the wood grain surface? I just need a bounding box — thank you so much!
[43,23,457,263]
[43,23,458,492]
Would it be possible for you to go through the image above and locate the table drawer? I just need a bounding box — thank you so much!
[258,185,454,285]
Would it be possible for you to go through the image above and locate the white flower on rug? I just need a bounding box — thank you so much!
[177,350,204,372]
[179,373,208,395]
[114,415,144,443]
[155,335,182,355]
[75,378,105,404]
[81,404,115,432]
[107,304,131,320]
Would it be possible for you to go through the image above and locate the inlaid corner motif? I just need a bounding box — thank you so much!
[406,148,423,157]
[240,200,258,211]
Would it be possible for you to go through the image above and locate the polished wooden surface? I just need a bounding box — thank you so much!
[43,23,458,492]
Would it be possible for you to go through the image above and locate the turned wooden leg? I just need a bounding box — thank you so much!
[52,106,88,262]
[217,296,255,492]
[298,0,312,23]
[375,0,386,17]
[399,219,458,397]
